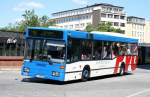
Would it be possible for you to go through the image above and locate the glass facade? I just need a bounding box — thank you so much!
[0,32,24,56]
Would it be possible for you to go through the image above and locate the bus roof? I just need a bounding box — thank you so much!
[28,26,67,31]
[28,26,85,33]
[91,31,138,43]
[26,27,138,43]
[27,27,88,39]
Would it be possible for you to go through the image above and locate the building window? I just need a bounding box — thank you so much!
[101,13,106,18]
[74,16,79,21]
[102,7,106,12]
[114,22,119,26]
[86,15,91,19]
[107,7,112,12]
[120,16,125,20]
[114,8,118,12]
[120,23,125,27]
[70,25,73,29]
[119,9,122,12]
[87,22,91,25]
[114,15,119,19]
[80,23,85,27]
[127,18,131,22]
[108,14,113,18]
[75,24,79,28]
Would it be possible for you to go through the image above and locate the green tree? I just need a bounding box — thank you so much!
[0,9,55,32]
[85,22,124,33]
[18,10,40,32]
[85,24,96,32]
[40,15,49,27]
[22,10,39,26]
[115,28,124,33]
[0,23,19,32]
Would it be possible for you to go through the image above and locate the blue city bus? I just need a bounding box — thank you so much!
[21,27,138,81]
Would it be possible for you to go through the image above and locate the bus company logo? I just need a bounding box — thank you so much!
[114,56,138,74]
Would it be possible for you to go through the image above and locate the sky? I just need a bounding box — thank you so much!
[0,0,150,27]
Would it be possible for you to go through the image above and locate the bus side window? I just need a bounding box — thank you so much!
[102,46,107,59]
[127,44,131,55]
[113,43,128,56]
[130,44,138,55]
[112,42,123,57]
[93,41,102,60]
[122,44,127,55]
[80,40,92,61]
[102,42,112,60]
[70,39,80,62]
[112,42,118,58]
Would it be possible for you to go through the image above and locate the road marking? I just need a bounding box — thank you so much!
[126,89,150,97]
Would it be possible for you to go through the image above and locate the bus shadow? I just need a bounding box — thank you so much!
[21,78,65,85]
[90,73,131,81]
[137,64,150,70]
[21,73,132,85]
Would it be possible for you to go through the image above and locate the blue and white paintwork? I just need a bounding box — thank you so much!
[21,27,138,81]
[21,60,65,81]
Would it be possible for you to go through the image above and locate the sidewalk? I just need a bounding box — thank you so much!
[0,66,21,71]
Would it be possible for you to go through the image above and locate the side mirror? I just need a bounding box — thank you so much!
[47,55,52,65]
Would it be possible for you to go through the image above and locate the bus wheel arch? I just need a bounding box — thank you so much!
[81,65,91,81]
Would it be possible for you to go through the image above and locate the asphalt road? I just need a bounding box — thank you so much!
[0,65,150,97]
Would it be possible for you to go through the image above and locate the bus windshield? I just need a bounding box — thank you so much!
[25,38,66,63]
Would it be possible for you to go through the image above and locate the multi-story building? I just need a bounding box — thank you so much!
[126,17,150,64]
[126,16,145,44]
[51,3,126,32]
[144,21,150,43]
[143,21,150,64]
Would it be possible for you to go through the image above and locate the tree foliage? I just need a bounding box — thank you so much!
[0,9,55,32]
[0,23,20,32]
[85,24,96,32]
[85,22,124,33]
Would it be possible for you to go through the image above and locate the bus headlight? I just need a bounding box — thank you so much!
[52,71,60,77]
[23,67,30,73]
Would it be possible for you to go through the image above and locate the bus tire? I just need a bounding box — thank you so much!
[119,63,125,76]
[81,66,90,81]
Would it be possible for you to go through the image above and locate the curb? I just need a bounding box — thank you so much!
[0,68,21,71]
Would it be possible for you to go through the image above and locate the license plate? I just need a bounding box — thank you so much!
[36,75,45,78]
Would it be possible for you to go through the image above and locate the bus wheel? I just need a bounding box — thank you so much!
[81,66,90,81]
[119,63,125,76]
